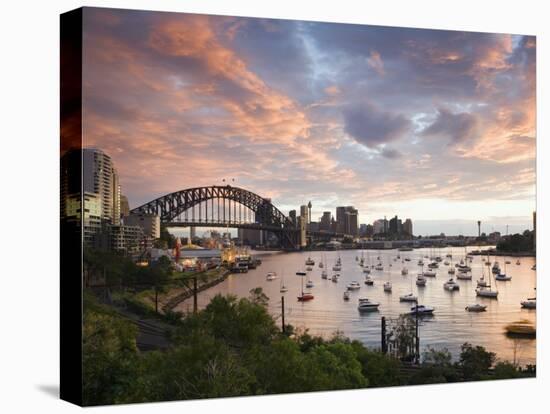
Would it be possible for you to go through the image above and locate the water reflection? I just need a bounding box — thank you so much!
[177,247,536,365]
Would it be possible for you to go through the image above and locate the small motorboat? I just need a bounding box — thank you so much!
[417,260,424,266]
[456,272,472,280]
[401,267,408,275]
[492,262,501,274]
[347,281,361,290]
[476,286,498,298]
[399,293,417,302]
[516,260,521,265]
[448,267,455,275]
[305,257,315,266]
[357,298,380,312]
[319,262,324,268]
[306,280,314,288]
[444,278,460,291]
[332,265,342,271]
[364,276,374,286]
[428,262,439,269]
[423,270,437,277]
[297,292,314,302]
[505,260,511,265]
[363,267,371,274]
[416,275,427,286]
[266,272,278,281]
[443,260,450,266]
[495,273,512,281]
[343,290,350,301]
[280,285,288,293]
[383,281,392,292]
[306,266,313,271]
[521,298,536,309]
[465,304,487,312]
[410,305,434,315]
[331,275,339,283]
[321,270,328,279]
[505,320,536,337]
[375,264,384,271]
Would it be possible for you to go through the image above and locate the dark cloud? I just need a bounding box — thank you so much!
[380,148,403,159]
[343,102,410,148]
[422,107,479,145]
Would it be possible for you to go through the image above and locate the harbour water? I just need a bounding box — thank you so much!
[176,247,536,365]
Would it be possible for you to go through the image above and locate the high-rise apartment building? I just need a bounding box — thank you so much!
[82,148,120,224]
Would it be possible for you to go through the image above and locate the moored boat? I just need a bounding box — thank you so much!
[357,298,380,312]
[399,293,417,302]
[444,278,460,291]
[347,281,361,290]
[466,304,487,312]
[410,304,434,315]
[266,272,278,281]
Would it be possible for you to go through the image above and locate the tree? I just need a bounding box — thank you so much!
[459,343,496,380]
[82,301,140,405]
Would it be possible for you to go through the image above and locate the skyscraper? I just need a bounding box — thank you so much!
[82,148,120,224]
[300,204,309,225]
[403,218,413,236]
[336,206,359,236]
[320,211,332,231]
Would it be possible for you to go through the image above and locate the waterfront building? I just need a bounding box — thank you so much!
[308,221,320,232]
[82,148,120,224]
[373,219,384,235]
[336,206,359,236]
[124,212,161,239]
[403,218,413,236]
[288,209,297,227]
[298,216,307,248]
[300,204,309,225]
[120,195,130,218]
[107,224,146,260]
[64,192,103,248]
[320,211,332,231]
[238,228,264,247]
[336,206,346,233]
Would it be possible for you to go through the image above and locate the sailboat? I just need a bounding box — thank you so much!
[279,271,288,293]
[448,254,455,274]
[476,261,498,298]
[495,260,512,281]
[297,271,314,301]
[400,268,417,301]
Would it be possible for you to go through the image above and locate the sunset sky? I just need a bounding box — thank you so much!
[82,7,536,236]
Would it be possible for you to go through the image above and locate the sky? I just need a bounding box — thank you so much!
[81,7,536,236]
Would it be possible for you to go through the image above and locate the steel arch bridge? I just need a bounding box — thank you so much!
[130,185,299,249]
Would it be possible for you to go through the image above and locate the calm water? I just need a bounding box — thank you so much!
[176,247,536,365]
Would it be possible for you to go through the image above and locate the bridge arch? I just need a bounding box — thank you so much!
[130,185,299,248]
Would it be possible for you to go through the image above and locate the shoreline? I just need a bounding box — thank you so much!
[161,268,230,313]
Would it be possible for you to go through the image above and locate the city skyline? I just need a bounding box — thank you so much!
[80,8,536,235]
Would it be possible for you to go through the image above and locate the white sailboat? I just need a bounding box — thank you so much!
[279,271,288,292]
[476,261,498,298]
